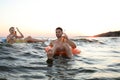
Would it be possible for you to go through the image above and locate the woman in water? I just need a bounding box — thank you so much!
[7,27,47,44]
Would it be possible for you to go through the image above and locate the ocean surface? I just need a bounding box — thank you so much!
[0,37,120,80]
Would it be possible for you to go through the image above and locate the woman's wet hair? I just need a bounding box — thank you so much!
[9,27,14,31]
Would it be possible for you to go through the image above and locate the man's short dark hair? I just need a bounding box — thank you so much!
[56,27,63,32]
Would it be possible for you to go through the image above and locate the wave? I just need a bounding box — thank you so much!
[0,37,120,80]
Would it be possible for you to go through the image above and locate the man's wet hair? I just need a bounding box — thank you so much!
[56,27,63,32]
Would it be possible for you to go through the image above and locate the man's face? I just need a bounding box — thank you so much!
[56,29,63,38]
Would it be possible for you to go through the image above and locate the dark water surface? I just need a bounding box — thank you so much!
[0,37,120,80]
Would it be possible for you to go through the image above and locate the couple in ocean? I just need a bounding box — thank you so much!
[7,27,80,66]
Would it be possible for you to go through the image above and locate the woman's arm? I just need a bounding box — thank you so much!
[16,27,24,38]
[6,34,16,43]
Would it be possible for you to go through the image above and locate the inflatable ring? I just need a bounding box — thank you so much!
[45,46,80,55]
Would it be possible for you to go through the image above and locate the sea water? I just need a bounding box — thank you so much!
[0,37,120,80]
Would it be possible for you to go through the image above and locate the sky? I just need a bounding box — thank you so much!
[0,0,120,37]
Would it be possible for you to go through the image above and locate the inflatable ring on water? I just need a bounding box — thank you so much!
[45,46,81,55]
[1,38,6,43]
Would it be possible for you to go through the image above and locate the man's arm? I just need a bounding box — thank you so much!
[67,40,76,49]
[49,40,54,47]
[63,33,76,48]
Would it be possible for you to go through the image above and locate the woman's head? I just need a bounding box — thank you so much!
[9,27,15,34]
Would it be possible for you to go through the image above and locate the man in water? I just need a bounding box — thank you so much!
[46,27,76,65]
[7,27,47,44]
